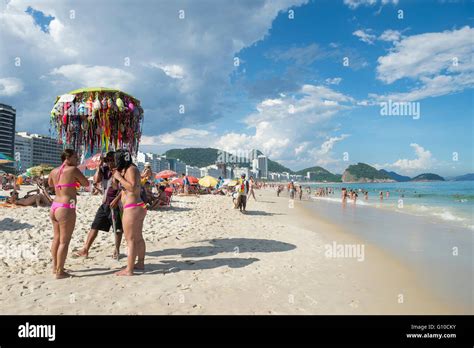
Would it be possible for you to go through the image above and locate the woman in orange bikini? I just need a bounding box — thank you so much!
[49,149,89,279]
[112,150,147,276]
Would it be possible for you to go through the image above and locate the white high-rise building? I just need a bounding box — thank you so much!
[257,155,268,179]
[14,134,33,170]
[185,165,201,178]
[14,132,63,169]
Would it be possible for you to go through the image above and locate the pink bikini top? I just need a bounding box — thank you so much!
[55,163,79,190]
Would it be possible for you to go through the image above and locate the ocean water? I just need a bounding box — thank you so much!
[297,181,473,311]
[306,181,474,230]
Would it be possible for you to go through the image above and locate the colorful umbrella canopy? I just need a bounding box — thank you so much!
[221,179,238,186]
[26,165,54,177]
[50,87,144,155]
[78,153,102,171]
[0,152,14,164]
[171,176,199,185]
[198,175,218,188]
[156,170,177,179]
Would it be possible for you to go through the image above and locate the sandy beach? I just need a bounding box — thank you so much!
[0,186,461,314]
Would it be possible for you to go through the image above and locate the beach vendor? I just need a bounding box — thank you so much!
[74,151,123,260]
[236,174,249,212]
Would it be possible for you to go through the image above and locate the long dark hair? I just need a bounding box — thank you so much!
[61,149,75,163]
[114,150,134,171]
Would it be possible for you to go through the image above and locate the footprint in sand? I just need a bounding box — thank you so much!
[349,299,359,308]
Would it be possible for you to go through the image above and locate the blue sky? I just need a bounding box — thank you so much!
[0,0,472,176]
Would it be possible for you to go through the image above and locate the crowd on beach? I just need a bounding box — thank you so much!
[0,149,267,279]
[269,180,392,206]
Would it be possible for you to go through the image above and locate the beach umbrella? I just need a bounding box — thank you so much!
[26,165,54,177]
[170,177,182,185]
[198,175,218,188]
[171,176,198,185]
[0,153,14,164]
[78,153,102,171]
[50,87,144,155]
[156,170,177,179]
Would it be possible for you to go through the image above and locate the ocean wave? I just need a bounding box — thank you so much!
[431,210,466,222]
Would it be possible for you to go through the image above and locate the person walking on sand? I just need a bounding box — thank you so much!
[74,151,123,260]
[112,150,147,276]
[236,174,249,212]
[49,149,90,279]
[248,176,257,201]
[289,181,295,199]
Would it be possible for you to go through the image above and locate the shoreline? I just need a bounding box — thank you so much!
[295,193,472,313]
[0,187,465,314]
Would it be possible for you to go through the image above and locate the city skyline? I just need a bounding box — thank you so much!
[0,0,473,176]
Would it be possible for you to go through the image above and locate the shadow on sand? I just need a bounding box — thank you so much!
[148,237,296,258]
[143,257,260,275]
[0,218,34,231]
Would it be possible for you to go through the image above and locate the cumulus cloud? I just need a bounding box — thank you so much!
[141,128,211,149]
[374,143,433,173]
[213,84,355,167]
[378,29,402,42]
[353,29,376,44]
[0,77,23,96]
[50,65,135,90]
[0,0,308,136]
[376,26,473,84]
[344,0,398,10]
[308,134,350,167]
[373,26,474,102]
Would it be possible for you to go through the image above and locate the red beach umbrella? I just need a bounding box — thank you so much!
[155,170,177,179]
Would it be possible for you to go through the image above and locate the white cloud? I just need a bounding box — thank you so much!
[214,84,355,165]
[50,64,135,90]
[142,128,211,147]
[377,26,473,84]
[0,0,309,136]
[0,77,23,96]
[325,77,342,85]
[378,29,402,42]
[374,143,433,173]
[344,0,398,9]
[147,63,185,79]
[373,26,474,102]
[353,29,376,44]
[309,134,350,166]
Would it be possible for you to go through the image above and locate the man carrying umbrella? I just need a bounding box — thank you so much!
[73,151,123,259]
[236,174,250,213]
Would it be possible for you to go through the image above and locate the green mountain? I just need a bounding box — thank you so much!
[163,147,293,173]
[342,163,393,182]
[164,148,219,168]
[410,173,445,182]
[379,169,411,182]
[296,166,342,182]
[453,173,474,181]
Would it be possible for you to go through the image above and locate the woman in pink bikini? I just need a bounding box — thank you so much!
[112,150,147,276]
[49,149,89,279]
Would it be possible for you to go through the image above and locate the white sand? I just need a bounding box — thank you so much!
[0,186,459,314]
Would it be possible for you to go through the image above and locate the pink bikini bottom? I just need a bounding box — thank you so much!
[123,202,146,210]
[51,201,76,213]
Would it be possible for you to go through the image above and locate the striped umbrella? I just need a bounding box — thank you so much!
[0,153,14,164]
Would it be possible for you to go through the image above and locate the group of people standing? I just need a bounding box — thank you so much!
[49,149,147,279]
